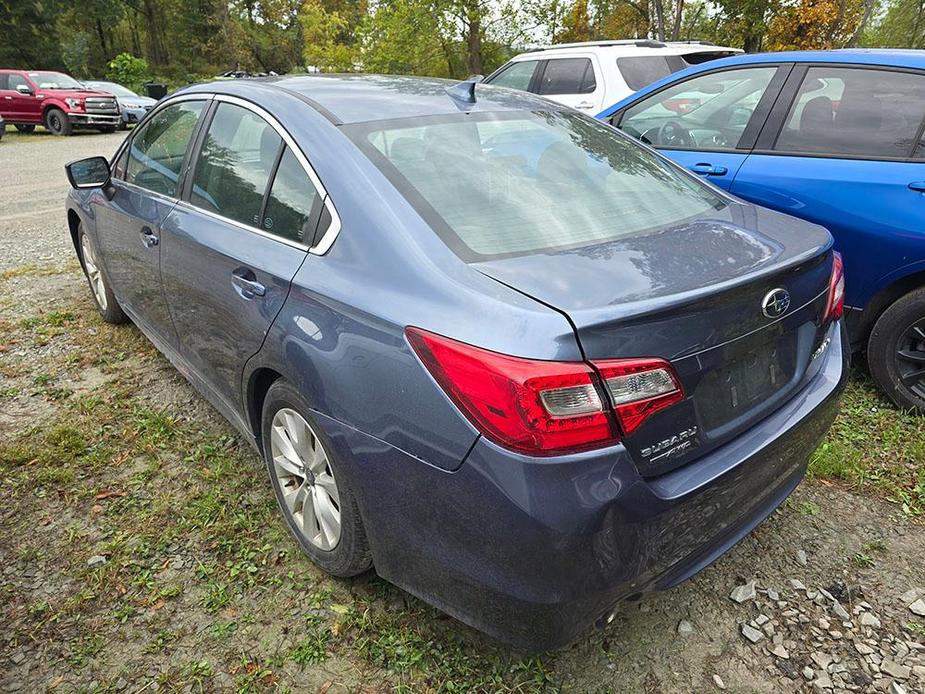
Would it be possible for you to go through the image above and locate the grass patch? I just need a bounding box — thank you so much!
[811,370,925,517]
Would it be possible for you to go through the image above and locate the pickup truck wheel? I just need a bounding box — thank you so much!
[867,287,925,414]
[45,108,72,136]
[15,124,35,134]
[78,225,127,324]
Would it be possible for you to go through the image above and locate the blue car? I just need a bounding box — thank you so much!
[64,75,847,650]
[598,49,925,412]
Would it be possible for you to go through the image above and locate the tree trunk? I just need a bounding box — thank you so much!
[465,0,482,75]
[652,0,666,41]
[95,19,108,59]
[671,0,684,40]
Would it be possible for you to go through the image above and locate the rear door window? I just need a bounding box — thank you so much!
[617,56,685,91]
[126,100,205,197]
[261,147,322,244]
[619,67,778,150]
[487,61,539,91]
[190,102,282,227]
[773,67,925,159]
[537,58,596,95]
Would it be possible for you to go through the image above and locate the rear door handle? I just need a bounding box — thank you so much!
[690,163,728,176]
[140,226,159,248]
[231,268,266,299]
[908,181,925,192]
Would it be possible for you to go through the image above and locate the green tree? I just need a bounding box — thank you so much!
[107,53,151,92]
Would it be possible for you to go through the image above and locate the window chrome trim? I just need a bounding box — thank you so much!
[113,91,342,255]
[209,93,341,254]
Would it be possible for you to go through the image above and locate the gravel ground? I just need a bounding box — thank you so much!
[0,127,124,272]
[1,128,924,693]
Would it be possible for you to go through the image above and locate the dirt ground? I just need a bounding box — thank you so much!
[1,126,924,694]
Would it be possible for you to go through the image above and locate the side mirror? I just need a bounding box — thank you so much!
[65,156,112,190]
[15,84,33,95]
[467,74,484,83]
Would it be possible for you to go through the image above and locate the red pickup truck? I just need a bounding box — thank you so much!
[0,69,121,136]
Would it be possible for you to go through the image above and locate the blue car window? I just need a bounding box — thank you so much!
[619,66,777,150]
[126,100,205,197]
[774,67,925,159]
[352,111,723,260]
[262,147,320,244]
[190,102,282,228]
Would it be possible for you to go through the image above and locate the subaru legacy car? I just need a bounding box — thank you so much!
[598,49,925,413]
[64,75,847,650]
[82,80,157,129]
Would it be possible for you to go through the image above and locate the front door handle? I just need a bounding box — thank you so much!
[575,101,595,110]
[231,268,266,300]
[908,181,925,192]
[140,226,159,248]
[690,163,728,176]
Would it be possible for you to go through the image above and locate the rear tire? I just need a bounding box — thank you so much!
[15,124,35,134]
[44,108,72,136]
[78,225,127,324]
[867,288,925,413]
[261,380,372,578]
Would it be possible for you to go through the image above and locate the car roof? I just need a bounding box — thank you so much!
[596,48,925,119]
[180,74,563,125]
[509,40,742,60]
[674,48,925,71]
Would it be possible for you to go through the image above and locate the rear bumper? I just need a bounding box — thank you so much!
[315,321,848,651]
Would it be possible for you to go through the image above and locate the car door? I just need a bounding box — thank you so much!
[732,64,925,307]
[160,97,329,410]
[4,73,40,122]
[609,64,789,191]
[94,97,208,345]
[534,56,604,114]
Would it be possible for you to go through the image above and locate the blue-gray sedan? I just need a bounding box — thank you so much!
[64,75,848,650]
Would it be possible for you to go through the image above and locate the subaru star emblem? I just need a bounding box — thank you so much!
[761,288,791,319]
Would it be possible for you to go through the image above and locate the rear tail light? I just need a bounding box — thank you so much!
[825,252,845,321]
[596,360,684,435]
[406,328,684,455]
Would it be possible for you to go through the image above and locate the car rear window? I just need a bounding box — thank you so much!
[617,56,686,91]
[347,111,723,261]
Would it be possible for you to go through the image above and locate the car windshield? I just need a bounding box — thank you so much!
[347,111,724,260]
[27,71,84,89]
[85,81,137,97]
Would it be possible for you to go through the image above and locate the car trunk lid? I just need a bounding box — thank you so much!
[474,204,835,475]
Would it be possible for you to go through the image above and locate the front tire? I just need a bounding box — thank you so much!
[15,124,35,134]
[44,108,72,136]
[261,380,372,577]
[867,287,925,413]
[78,225,127,324]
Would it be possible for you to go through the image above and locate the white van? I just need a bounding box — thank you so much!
[482,40,743,115]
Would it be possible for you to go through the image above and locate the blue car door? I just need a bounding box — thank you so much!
[93,98,208,345]
[608,64,791,191]
[731,64,925,311]
[159,97,331,414]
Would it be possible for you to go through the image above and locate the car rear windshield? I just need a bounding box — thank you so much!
[346,111,724,260]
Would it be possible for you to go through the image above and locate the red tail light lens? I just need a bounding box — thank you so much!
[595,359,684,435]
[406,328,617,455]
[825,252,845,321]
[407,328,686,455]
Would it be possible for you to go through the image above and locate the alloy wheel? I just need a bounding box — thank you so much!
[895,320,925,399]
[80,235,108,311]
[269,408,341,550]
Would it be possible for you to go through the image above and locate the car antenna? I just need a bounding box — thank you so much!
[445,79,477,106]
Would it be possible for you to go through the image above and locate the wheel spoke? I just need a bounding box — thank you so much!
[913,326,925,342]
[897,348,925,364]
[301,486,318,537]
[315,472,339,509]
[307,440,328,475]
[313,487,339,547]
[271,423,303,472]
[901,367,925,385]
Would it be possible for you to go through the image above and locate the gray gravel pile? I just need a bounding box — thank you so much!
[731,578,925,692]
